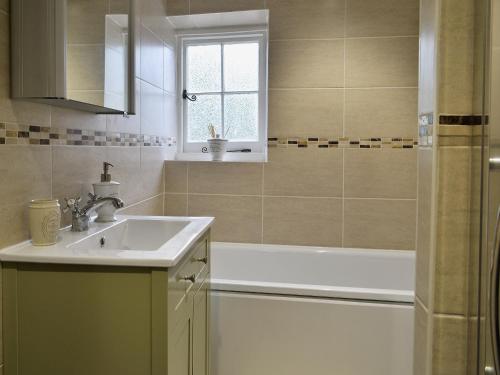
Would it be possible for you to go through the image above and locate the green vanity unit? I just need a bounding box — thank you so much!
[2,229,211,375]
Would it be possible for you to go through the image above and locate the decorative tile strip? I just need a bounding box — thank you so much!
[0,122,176,147]
[268,136,419,149]
[439,115,484,125]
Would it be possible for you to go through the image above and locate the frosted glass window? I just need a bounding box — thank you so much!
[186,45,221,93]
[224,43,259,91]
[187,95,222,142]
[182,34,267,153]
[224,94,258,141]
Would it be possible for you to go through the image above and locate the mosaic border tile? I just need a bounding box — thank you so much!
[0,123,176,147]
[267,136,419,149]
[439,115,484,125]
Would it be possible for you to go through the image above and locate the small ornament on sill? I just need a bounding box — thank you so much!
[203,124,228,161]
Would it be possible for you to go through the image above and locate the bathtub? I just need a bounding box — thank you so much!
[210,242,415,375]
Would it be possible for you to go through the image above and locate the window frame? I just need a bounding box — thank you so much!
[177,28,268,157]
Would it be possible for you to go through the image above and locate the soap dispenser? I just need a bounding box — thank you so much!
[93,162,121,222]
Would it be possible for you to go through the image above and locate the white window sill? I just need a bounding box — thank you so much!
[175,152,267,163]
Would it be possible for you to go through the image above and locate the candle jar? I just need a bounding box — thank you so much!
[29,199,61,246]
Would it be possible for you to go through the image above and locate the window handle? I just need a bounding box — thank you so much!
[182,89,197,102]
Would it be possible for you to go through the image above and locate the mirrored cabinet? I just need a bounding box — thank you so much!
[11,0,135,114]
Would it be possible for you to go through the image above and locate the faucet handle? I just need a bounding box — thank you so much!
[87,193,99,202]
[63,197,82,214]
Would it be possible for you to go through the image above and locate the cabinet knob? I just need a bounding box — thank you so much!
[180,274,196,283]
[193,256,208,264]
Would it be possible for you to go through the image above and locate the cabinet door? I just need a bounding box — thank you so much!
[193,278,209,375]
[169,316,192,375]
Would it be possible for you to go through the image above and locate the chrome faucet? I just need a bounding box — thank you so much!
[64,194,124,232]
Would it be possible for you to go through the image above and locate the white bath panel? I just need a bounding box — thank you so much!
[210,291,414,375]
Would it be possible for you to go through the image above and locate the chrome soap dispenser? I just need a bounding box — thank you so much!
[92,162,121,222]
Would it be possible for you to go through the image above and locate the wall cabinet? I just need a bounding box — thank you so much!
[2,231,210,375]
[11,0,136,114]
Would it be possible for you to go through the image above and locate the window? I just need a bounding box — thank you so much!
[179,31,268,157]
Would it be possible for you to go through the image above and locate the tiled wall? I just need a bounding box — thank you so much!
[0,0,177,251]
[165,0,419,250]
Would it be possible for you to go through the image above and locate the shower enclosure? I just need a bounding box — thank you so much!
[471,0,500,373]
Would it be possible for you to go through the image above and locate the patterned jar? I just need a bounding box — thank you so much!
[29,199,61,246]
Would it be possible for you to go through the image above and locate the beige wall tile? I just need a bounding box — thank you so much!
[188,162,263,195]
[468,145,482,318]
[166,0,189,15]
[268,89,343,137]
[67,45,105,91]
[416,149,433,307]
[67,0,106,44]
[109,0,129,14]
[188,194,262,243]
[0,98,52,128]
[190,0,266,14]
[164,193,188,216]
[165,161,188,193]
[119,194,164,216]
[344,88,418,138]
[344,149,417,199]
[346,0,419,37]
[268,0,345,40]
[140,146,167,199]
[140,26,164,90]
[0,146,52,206]
[0,204,30,249]
[140,80,164,136]
[264,148,343,197]
[0,11,7,94]
[432,314,467,375]
[263,197,342,247]
[434,147,471,315]
[414,299,429,375]
[344,199,416,250]
[105,146,142,205]
[50,106,107,131]
[0,0,9,13]
[269,40,344,88]
[438,0,475,114]
[346,37,419,88]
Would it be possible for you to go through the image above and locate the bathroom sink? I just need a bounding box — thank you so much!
[68,219,189,251]
[0,215,214,267]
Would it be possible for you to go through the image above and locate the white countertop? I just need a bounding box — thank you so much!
[0,215,214,268]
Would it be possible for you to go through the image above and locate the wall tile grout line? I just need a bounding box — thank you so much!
[269,35,419,42]
[261,163,265,244]
[268,87,419,90]
[180,192,417,201]
[342,0,347,248]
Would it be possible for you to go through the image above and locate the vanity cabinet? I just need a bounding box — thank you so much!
[2,231,211,375]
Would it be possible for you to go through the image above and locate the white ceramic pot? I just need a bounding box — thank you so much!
[29,199,61,246]
[206,138,228,161]
[93,181,120,222]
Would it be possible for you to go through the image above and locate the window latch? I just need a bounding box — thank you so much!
[182,89,197,102]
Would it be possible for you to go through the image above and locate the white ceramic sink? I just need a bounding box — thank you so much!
[0,215,214,267]
[68,219,189,251]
